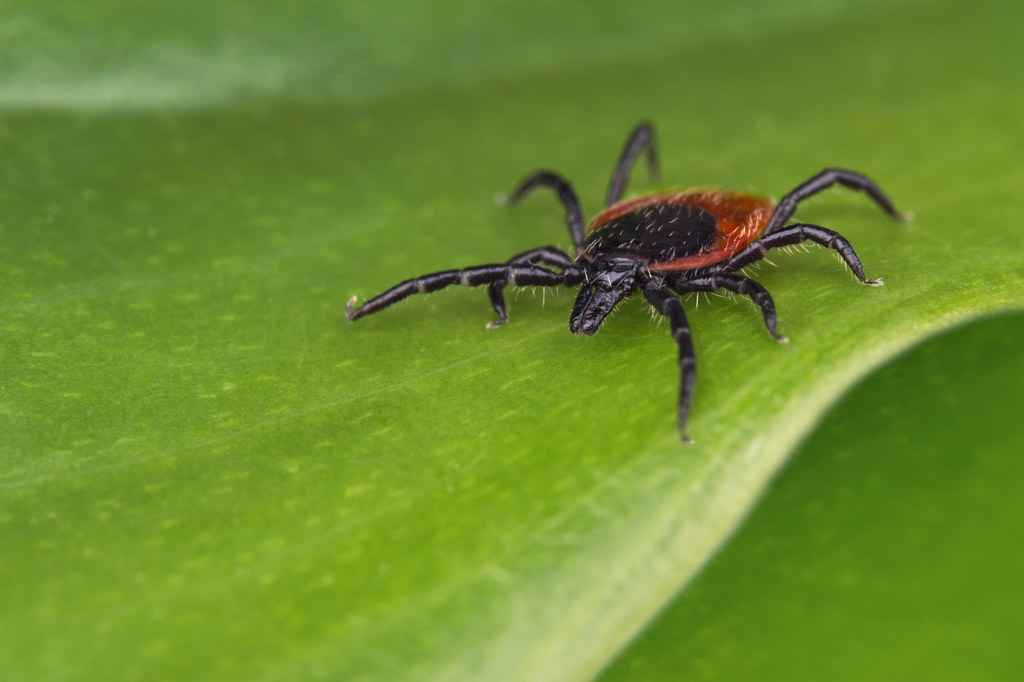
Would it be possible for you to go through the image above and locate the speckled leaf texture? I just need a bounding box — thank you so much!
[1,1,1021,681]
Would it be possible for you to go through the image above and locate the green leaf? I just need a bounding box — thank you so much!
[1,1,1021,681]
[597,312,1024,681]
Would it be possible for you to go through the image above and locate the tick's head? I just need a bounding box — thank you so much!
[569,259,639,336]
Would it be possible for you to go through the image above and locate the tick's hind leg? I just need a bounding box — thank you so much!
[765,167,906,235]
[506,171,586,253]
[642,280,697,444]
[672,274,786,342]
[711,223,883,286]
[606,122,660,207]
[486,246,576,328]
[345,262,576,323]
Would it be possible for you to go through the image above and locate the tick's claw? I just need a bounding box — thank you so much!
[345,295,358,320]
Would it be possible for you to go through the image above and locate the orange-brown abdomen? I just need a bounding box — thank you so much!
[583,190,775,270]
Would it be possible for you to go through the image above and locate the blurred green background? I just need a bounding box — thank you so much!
[1,1,1021,680]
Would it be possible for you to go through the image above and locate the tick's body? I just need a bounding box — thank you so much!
[583,190,774,270]
[346,123,904,441]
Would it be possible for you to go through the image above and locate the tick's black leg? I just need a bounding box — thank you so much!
[606,122,660,207]
[486,284,510,329]
[671,273,786,342]
[506,171,586,253]
[712,223,883,286]
[642,280,697,444]
[346,262,582,322]
[765,167,905,235]
[486,246,576,328]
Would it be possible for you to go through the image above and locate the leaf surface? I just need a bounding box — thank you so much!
[1,1,1021,680]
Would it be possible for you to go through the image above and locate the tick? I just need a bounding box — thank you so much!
[346,123,904,442]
